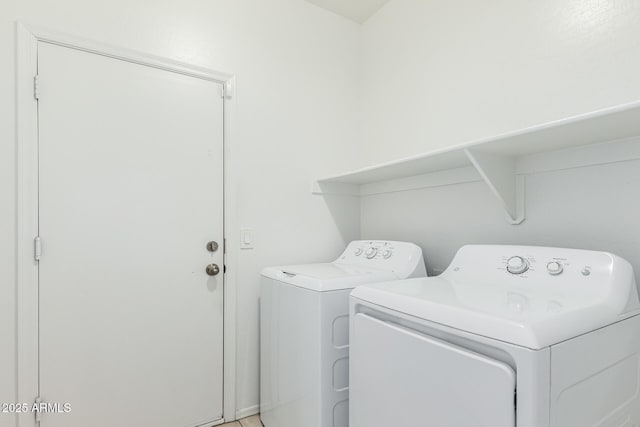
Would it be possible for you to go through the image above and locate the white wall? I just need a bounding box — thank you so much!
[361,158,640,276]
[0,1,361,423]
[0,3,18,427]
[360,0,640,166]
[358,1,640,277]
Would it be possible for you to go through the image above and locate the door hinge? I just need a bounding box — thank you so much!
[34,236,42,261]
[34,396,42,423]
[33,75,40,100]
[221,81,233,99]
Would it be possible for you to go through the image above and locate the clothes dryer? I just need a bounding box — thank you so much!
[350,245,640,427]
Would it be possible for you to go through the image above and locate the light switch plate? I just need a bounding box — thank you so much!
[240,228,254,249]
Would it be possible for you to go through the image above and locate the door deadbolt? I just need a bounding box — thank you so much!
[206,264,221,276]
[207,241,219,252]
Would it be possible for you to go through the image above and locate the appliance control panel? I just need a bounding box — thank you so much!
[500,252,585,278]
[336,240,426,279]
[443,245,636,299]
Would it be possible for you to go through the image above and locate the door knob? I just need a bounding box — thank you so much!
[207,241,219,252]
[206,264,220,276]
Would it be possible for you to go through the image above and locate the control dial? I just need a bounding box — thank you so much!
[546,261,563,275]
[382,249,392,259]
[365,247,378,259]
[507,256,529,275]
[354,247,363,256]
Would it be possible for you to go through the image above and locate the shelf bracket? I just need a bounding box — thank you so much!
[464,148,525,225]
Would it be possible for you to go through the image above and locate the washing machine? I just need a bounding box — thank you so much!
[350,245,640,427]
[260,240,426,427]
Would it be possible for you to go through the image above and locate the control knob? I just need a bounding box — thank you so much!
[365,247,378,259]
[354,247,363,256]
[507,256,529,275]
[382,249,392,259]
[546,261,563,275]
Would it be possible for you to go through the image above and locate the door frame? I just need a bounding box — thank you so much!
[15,22,239,426]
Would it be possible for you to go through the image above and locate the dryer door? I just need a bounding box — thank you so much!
[351,313,516,427]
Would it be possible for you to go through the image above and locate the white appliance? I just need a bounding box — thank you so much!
[350,245,640,427]
[260,240,426,427]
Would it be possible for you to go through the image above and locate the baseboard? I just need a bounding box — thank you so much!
[235,405,260,420]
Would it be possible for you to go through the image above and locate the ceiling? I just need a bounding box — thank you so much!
[305,0,390,23]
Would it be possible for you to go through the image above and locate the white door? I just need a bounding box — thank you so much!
[350,313,516,427]
[37,42,224,427]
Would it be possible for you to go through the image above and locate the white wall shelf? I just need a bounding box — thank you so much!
[313,101,640,225]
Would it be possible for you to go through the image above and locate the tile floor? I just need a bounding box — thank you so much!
[220,414,263,427]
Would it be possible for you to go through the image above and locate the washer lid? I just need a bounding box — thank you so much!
[352,275,639,350]
[262,263,398,292]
